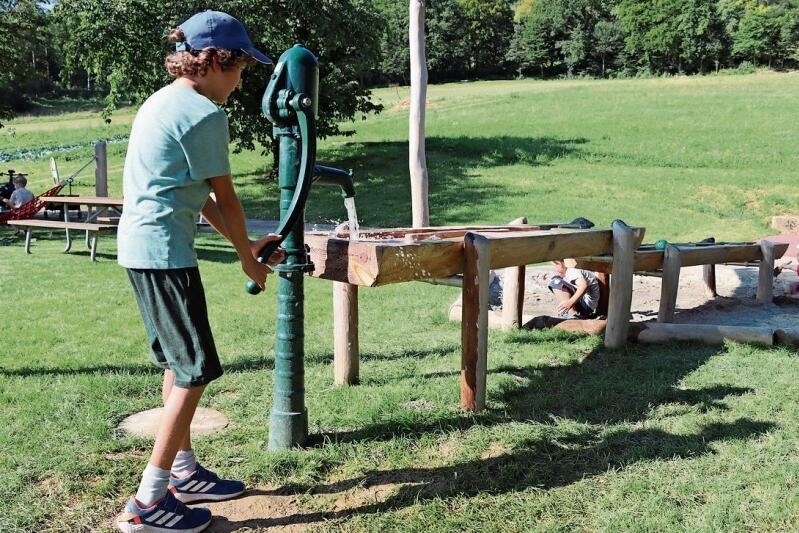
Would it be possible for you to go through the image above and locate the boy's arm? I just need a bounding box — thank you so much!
[203,175,282,290]
[558,273,589,312]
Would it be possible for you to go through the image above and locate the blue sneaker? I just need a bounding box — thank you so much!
[115,491,211,533]
[169,464,245,503]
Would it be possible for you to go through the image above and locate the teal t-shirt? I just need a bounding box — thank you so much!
[117,83,231,269]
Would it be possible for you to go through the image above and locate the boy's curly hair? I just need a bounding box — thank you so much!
[165,28,256,78]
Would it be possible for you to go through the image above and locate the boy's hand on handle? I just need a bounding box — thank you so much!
[250,233,286,267]
[244,234,285,293]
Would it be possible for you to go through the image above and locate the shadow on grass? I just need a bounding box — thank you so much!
[223,341,771,529]
[305,135,588,227]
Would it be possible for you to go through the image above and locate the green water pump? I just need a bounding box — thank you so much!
[249,45,354,449]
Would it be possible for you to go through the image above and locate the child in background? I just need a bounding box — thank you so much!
[548,259,601,319]
[1,175,34,209]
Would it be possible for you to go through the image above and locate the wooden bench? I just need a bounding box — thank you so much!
[7,219,118,261]
[574,240,789,322]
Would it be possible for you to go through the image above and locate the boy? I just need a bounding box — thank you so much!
[1,175,34,209]
[115,11,284,533]
[548,259,601,319]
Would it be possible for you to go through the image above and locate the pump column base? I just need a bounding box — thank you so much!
[268,408,308,449]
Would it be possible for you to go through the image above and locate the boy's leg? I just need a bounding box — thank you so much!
[152,381,206,471]
[162,369,194,454]
[548,276,578,316]
[134,381,206,507]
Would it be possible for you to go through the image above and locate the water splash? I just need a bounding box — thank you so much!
[344,196,360,241]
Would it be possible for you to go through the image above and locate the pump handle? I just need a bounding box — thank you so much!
[246,94,316,295]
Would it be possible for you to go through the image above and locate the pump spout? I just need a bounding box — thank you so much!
[313,164,355,198]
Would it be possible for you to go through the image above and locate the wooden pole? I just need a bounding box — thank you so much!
[703,264,717,297]
[658,244,682,323]
[502,217,527,329]
[756,240,776,304]
[461,232,490,411]
[333,282,359,385]
[409,0,429,228]
[595,272,610,316]
[604,220,636,349]
[94,141,108,197]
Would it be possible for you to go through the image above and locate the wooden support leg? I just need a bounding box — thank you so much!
[63,227,72,252]
[333,282,359,385]
[757,240,776,304]
[658,244,682,323]
[501,264,525,330]
[89,232,98,261]
[461,232,490,412]
[703,264,717,298]
[605,220,635,349]
[24,228,32,254]
[501,217,527,330]
[595,272,610,317]
[701,236,717,297]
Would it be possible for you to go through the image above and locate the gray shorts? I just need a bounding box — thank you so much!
[126,267,223,388]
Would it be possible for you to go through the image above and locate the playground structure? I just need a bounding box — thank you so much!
[247,43,792,449]
[304,223,786,411]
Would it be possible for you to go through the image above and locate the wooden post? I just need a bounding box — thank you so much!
[604,220,635,349]
[703,264,717,297]
[95,141,108,197]
[502,217,527,329]
[333,282,359,385]
[409,0,429,227]
[757,240,776,304]
[658,244,682,323]
[461,232,490,411]
[595,272,610,316]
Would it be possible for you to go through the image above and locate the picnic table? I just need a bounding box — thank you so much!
[8,196,123,261]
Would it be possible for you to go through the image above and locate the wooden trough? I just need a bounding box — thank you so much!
[574,240,788,322]
[304,221,645,411]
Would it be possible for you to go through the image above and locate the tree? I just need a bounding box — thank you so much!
[458,0,514,78]
[616,0,725,74]
[372,0,468,84]
[593,18,625,77]
[0,0,49,127]
[732,2,799,68]
[53,0,384,156]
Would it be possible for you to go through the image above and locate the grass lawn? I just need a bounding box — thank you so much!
[1,71,799,532]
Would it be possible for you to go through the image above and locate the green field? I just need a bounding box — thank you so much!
[1,72,799,532]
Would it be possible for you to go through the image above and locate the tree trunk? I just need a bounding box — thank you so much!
[409,0,429,228]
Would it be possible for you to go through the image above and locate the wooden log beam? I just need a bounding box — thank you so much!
[630,322,775,346]
[575,242,789,274]
[470,227,644,270]
[306,226,645,287]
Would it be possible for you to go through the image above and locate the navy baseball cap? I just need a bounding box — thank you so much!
[176,10,272,64]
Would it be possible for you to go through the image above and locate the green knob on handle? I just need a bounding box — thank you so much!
[246,279,262,295]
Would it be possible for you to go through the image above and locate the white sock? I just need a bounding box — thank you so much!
[134,463,171,507]
[171,449,197,478]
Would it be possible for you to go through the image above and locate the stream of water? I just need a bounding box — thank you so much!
[344,196,360,241]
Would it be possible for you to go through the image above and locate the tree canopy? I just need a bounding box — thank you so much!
[52,0,384,153]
